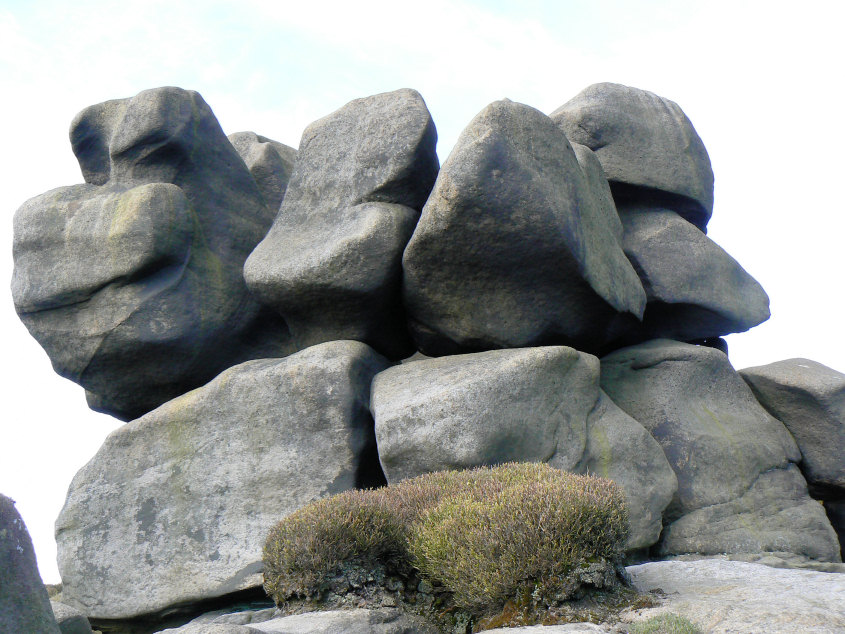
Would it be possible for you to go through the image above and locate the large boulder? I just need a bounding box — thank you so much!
[371,346,676,549]
[601,339,840,560]
[55,341,390,620]
[0,494,61,633]
[618,205,770,341]
[227,131,297,212]
[12,87,292,420]
[550,82,714,231]
[244,89,438,360]
[402,99,646,356]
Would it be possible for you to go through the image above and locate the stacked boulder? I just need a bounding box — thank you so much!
[12,83,842,627]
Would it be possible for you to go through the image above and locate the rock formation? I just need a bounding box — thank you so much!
[10,82,843,630]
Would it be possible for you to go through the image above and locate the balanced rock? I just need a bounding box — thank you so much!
[56,341,389,620]
[371,346,676,549]
[618,205,770,341]
[0,494,61,634]
[228,131,297,212]
[12,87,291,420]
[551,82,714,231]
[403,99,646,356]
[244,89,438,360]
[601,340,840,560]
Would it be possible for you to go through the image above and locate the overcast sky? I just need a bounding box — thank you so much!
[2,1,843,583]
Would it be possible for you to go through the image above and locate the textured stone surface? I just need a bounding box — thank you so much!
[740,358,845,498]
[618,205,770,342]
[228,131,297,212]
[372,346,675,549]
[56,341,390,620]
[51,601,93,634]
[245,89,438,359]
[0,495,61,633]
[403,99,645,356]
[601,339,840,560]
[551,82,714,230]
[624,559,845,633]
[13,87,291,420]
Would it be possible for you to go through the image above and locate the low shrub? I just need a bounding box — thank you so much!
[628,612,703,634]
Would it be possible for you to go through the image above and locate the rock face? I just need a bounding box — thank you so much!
[371,346,676,549]
[228,132,297,212]
[12,87,292,420]
[403,99,646,356]
[600,340,840,561]
[550,82,714,231]
[244,89,438,360]
[55,341,390,620]
[0,494,61,634]
[618,205,770,341]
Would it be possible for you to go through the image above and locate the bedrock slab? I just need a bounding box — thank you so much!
[403,99,645,356]
[13,87,291,420]
[56,341,389,620]
[245,89,438,359]
[551,82,714,231]
[372,346,675,549]
[601,339,840,560]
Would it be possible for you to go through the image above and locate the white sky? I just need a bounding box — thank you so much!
[1,1,843,584]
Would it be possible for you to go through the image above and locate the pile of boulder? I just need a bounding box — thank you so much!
[9,82,844,631]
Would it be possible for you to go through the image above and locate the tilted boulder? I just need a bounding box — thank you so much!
[12,87,292,420]
[551,82,714,231]
[618,205,770,341]
[402,99,646,356]
[371,346,676,549]
[244,89,439,360]
[601,340,840,560]
[0,494,61,634]
[56,341,390,620]
[228,131,297,212]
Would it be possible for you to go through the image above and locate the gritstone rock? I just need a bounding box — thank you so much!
[12,87,292,420]
[55,341,389,621]
[228,131,297,212]
[550,82,714,231]
[600,339,840,560]
[618,205,770,341]
[0,494,61,633]
[244,89,438,360]
[371,346,675,549]
[402,99,646,356]
[50,601,93,634]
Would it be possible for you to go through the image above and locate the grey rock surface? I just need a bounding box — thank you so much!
[601,339,840,560]
[13,87,292,420]
[228,131,297,212]
[0,494,61,633]
[550,82,714,231]
[372,346,675,549]
[619,205,770,342]
[484,625,609,633]
[56,341,390,620]
[51,601,93,634]
[739,358,845,498]
[623,558,845,633]
[245,89,438,360]
[402,99,645,356]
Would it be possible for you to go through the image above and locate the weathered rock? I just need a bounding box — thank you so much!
[56,341,390,620]
[372,346,675,549]
[0,494,61,633]
[484,625,609,633]
[601,339,840,560]
[245,89,438,359]
[618,205,770,341]
[228,131,297,212]
[624,559,845,633]
[13,87,292,420]
[739,358,845,499]
[402,100,646,356]
[50,601,93,634]
[550,82,714,231]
